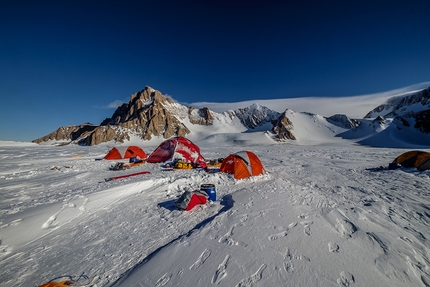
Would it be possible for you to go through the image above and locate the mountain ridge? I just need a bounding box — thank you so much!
[32,85,430,148]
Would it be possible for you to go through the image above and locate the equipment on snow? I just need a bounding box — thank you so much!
[201,184,216,201]
[110,162,130,171]
[105,171,151,182]
[38,280,73,287]
[174,160,193,170]
[38,273,95,287]
[175,190,209,211]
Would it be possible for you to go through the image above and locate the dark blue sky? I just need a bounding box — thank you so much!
[1,0,430,141]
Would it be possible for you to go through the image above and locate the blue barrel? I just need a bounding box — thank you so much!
[201,184,216,201]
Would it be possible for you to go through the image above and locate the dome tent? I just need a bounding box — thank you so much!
[103,146,147,160]
[391,150,430,171]
[147,137,207,168]
[220,150,266,179]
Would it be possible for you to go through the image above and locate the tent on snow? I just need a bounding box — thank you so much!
[104,146,147,160]
[147,137,207,168]
[220,150,266,179]
[175,190,208,211]
[390,150,430,171]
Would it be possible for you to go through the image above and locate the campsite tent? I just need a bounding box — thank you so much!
[220,150,266,179]
[147,137,207,168]
[104,146,147,160]
[391,150,430,171]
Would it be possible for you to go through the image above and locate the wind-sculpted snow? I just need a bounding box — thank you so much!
[0,141,429,287]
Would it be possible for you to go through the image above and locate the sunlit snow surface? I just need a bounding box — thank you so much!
[0,138,429,287]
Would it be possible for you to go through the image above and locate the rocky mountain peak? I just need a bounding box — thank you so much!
[271,111,296,141]
[34,87,216,145]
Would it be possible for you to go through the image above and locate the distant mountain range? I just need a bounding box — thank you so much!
[32,86,430,148]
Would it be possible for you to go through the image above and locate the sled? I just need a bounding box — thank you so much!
[38,273,95,287]
[105,171,151,182]
[69,154,83,158]
[128,161,146,167]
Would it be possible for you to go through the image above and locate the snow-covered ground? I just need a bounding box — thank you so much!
[0,133,429,286]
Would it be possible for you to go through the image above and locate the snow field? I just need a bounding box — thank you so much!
[0,142,429,287]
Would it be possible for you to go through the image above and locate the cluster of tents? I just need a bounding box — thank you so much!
[102,137,430,212]
[102,137,268,212]
[102,138,430,176]
[103,137,266,180]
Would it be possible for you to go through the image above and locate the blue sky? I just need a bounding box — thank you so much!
[1,0,430,142]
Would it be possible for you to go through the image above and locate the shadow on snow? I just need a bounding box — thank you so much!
[111,194,235,286]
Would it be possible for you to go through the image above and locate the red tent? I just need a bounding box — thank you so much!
[220,150,265,179]
[147,137,207,168]
[103,146,147,160]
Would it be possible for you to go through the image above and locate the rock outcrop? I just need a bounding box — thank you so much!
[272,112,296,141]
[364,87,430,134]
[33,86,215,145]
[326,114,359,130]
[32,123,98,144]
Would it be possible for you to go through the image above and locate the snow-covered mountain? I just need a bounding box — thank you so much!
[32,85,430,148]
[364,86,430,135]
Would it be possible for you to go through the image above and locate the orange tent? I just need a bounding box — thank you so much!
[392,150,430,171]
[220,150,265,179]
[104,146,147,160]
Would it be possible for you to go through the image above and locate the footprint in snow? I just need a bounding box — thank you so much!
[335,219,357,238]
[300,221,313,236]
[284,260,294,273]
[212,255,229,285]
[299,214,309,219]
[235,263,267,287]
[328,242,339,253]
[323,210,357,238]
[288,222,298,228]
[218,227,247,247]
[190,248,211,270]
[268,221,298,241]
[42,215,58,229]
[0,239,11,258]
[337,271,355,286]
[282,247,310,274]
[268,231,288,241]
[155,273,171,287]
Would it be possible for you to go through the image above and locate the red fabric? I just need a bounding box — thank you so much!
[104,146,147,160]
[185,194,207,211]
[104,148,122,160]
[147,137,207,168]
[146,140,175,163]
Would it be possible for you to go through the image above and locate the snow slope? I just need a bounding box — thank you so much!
[0,125,429,287]
[190,81,430,118]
